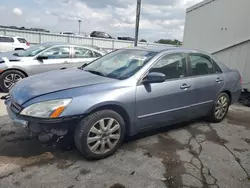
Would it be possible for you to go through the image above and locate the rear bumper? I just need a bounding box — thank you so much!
[231,88,242,104]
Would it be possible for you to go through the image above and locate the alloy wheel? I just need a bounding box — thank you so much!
[215,95,228,119]
[3,73,22,89]
[87,118,121,154]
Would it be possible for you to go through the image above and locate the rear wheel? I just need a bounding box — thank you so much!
[208,92,230,123]
[74,110,125,160]
[0,70,26,92]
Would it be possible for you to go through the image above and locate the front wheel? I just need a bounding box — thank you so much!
[0,70,26,92]
[74,110,126,160]
[208,92,230,123]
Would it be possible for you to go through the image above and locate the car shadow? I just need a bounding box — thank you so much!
[124,120,196,143]
[0,116,198,160]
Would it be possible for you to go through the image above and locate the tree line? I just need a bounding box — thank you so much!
[139,39,182,45]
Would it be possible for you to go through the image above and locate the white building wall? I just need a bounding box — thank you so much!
[183,0,250,89]
[183,0,250,53]
[213,40,250,89]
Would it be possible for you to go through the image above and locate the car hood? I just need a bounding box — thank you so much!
[10,68,116,105]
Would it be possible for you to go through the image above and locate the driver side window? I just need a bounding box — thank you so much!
[40,46,70,59]
[150,53,187,80]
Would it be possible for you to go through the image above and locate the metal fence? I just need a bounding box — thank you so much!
[0,28,171,51]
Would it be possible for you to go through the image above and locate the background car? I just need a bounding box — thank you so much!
[90,31,114,39]
[60,32,76,35]
[4,47,242,160]
[117,37,135,41]
[0,42,106,92]
[0,36,30,52]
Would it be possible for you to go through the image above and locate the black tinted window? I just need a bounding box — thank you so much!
[0,37,14,43]
[150,53,187,80]
[211,59,223,73]
[17,38,27,43]
[189,54,215,76]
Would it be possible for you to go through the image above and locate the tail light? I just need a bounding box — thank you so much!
[26,42,30,46]
[240,77,243,84]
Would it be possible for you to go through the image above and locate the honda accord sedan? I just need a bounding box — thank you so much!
[3,47,242,159]
[0,42,106,92]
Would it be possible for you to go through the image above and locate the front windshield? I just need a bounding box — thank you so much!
[83,49,157,80]
[17,43,53,57]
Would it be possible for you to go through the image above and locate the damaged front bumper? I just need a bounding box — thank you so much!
[5,98,82,142]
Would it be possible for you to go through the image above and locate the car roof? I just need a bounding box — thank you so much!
[124,46,210,55]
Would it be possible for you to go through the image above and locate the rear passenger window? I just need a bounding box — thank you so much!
[0,37,14,43]
[150,53,187,80]
[73,47,94,58]
[17,38,27,43]
[189,54,215,76]
[94,51,102,57]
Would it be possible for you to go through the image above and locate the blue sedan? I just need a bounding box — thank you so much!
[3,47,242,159]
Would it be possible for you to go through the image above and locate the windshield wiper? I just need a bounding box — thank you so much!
[85,70,104,76]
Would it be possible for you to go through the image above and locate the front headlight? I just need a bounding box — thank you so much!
[20,99,72,118]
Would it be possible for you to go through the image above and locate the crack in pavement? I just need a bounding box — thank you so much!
[185,125,219,188]
[208,124,250,179]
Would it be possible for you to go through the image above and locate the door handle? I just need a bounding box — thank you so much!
[180,84,191,89]
[216,78,223,83]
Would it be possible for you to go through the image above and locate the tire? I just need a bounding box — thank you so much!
[0,70,26,92]
[208,92,230,123]
[74,110,126,160]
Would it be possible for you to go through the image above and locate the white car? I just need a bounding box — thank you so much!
[0,42,106,92]
[0,36,30,52]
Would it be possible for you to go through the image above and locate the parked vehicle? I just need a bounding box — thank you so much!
[90,31,113,39]
[117,37,135,41]
[0,36,30,52]
[0,42,106,92]
[3,47,241,159]
[60,32,75,35]
[30,28,50,33]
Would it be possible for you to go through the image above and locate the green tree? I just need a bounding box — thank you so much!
[155,39,182,45]
[139,39,147,42]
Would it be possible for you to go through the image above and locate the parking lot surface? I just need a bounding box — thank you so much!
[0,92,250,188]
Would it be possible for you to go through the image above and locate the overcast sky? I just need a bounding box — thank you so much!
[0,0,202,42]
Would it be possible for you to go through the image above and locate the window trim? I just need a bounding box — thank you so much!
[187,53,221,78]
[137,52,189,85]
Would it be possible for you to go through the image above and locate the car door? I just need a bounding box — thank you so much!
[71,47,97,68]
[187,53,225,117]
[30,46,73,75]
[136,53,194,130]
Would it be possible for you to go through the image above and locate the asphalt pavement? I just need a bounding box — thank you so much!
[0,92,250,188]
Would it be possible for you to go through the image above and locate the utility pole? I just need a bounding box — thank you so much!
[78,20,82,35]
[134,0,141,47]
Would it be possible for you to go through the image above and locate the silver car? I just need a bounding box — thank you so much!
[0,42,106,92]
[3,47,242,160]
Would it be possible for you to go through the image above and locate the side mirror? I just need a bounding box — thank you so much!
[142,72,166,84]
[37,56,48,62]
